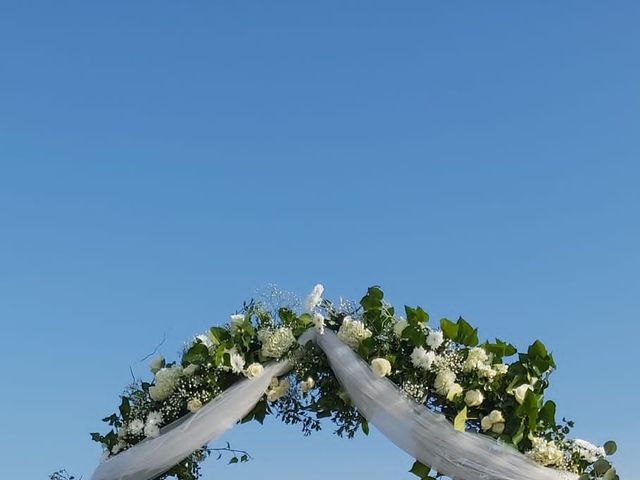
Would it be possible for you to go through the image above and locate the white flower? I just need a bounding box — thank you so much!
[229,314,245,332]
[512,384,534,404]
[111,441,127,454]
[183,364,198,376]
[434,370,457,396]
[149,365,183,401]
[146,411,164,426]
[149,355,164,374]
[494,363,509,375]
[464,389,484,407]
[300,377,315,393]
[244,362,264,379]
[481,410,505,432]
[313,312,325,335]
[393,317,408,337]
[195,334,213,348]
[528,437,564,466]
[303,284,324,311]
[477,365,497,381]
[144,423,160,438]
[447,383,463,400]
[266,377,290,402]
[261,327,296,358]
[128,419,144,436]
[337,316,372,349]
[492,422,505,434]
[463,347,489,372]
[572,439,606,463]
[229,352,246,374]
[411,347,436,371]
[371,358,392,377]
[187,398,203,412]
[426,330,444,349]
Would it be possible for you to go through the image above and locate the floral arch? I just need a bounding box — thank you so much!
[90,285,618,480]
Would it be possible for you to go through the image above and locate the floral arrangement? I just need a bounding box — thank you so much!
[91,285,619,480]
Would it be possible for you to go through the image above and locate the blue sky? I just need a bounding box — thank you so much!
[1,1,638,478]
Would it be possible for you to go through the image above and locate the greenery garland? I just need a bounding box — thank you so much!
[91,285,619,480]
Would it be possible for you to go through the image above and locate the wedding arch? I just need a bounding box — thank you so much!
[90,285,618,480]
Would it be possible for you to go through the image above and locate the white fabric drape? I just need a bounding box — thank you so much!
[91,329,577,480]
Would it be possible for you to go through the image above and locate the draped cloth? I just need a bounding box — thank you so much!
[91,330,576,480]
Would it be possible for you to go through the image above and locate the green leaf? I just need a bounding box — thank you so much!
[228,457,238,464]
[409,460,431,478]
[405,305,429,325]
[402,324,426,347]
[182,343,210,365]
[118,397,131,418]
[360,286,384,311]
[603,440,617,455]
[453,406,467,432]
[593,458,611,475]
[603,468,617,480]
[208,326,229,345]
[456,317,478,346]
[361,419,369,435]
[539,400,556,426]
[440,318,458,340]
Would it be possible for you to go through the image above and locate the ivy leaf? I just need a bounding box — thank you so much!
[453,407,467,432]
[440,318,458,340]
[402,324,426,347]
[182,343,210,365]
[360,286,384,311]
[539,400,556,427]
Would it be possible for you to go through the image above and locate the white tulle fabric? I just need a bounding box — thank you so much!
[91,329,577,480]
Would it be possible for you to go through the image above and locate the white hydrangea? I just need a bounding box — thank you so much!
[266,377,290,402]
[572,439,606,463]
[244,362,264,379]
[337,316,372,349]
[434,370,457,396]
[410,346,436,371]
[494,363,509,375]
[300,377,315,393]
[127,419,144,436]
[149,365,183,401]
[303,284,324,311]
[393,317,408,337]
[371,358,392,377]
[313,312,325,335]
[187,398,203,413]
[229,314,245,332]
[146,411,164,426]
[528,437,565,467]
[260,327,296,358]
[426,330,444,349]
[463,347,490,372]
[477,365,497,381]
[144,411,164,438]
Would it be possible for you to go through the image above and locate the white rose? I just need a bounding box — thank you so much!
[393,317,408,337]
[300,377,315,393]
[446,383,463,400]
[337,316,372,349]
[487,410,505,424]
[464,389,484,407]
[480,416,494,431]
[230,314,245,332]
[371,358,392,377]
[187,398,203,412]
[492,422,505,434]
[426,330,444,349]
[266,377,290,402]
[513,384,534,404]
[303,284,324,311]
[244,362,264,379]
[434,370,457,396]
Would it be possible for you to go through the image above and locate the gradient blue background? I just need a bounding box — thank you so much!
[1,2,638,478]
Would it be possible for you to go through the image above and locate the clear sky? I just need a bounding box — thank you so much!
[1,1,638,479]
